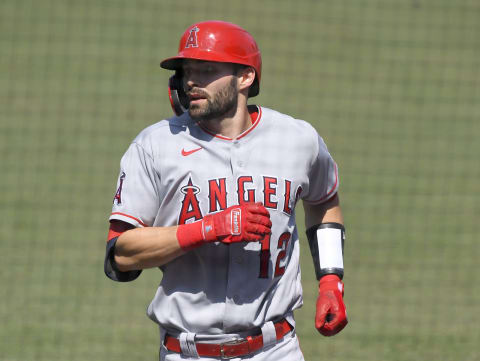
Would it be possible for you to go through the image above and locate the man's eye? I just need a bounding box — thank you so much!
[183,66,215,77]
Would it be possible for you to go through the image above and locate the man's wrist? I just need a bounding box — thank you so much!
[319,274,341,284]
[176,221,206,251]
[319,274,344,295]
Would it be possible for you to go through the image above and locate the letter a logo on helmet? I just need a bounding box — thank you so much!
[161,20,262,98]
[184,26,199,48]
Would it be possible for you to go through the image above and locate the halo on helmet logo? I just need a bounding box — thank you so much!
[185,26,199,48]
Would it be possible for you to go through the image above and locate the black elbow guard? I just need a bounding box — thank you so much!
[104,237,142,282]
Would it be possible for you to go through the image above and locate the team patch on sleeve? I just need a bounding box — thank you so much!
[113,172,126,205]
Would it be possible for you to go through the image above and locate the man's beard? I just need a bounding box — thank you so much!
[188,77,238,121]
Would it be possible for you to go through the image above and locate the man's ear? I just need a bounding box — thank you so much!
[238,66,256,92]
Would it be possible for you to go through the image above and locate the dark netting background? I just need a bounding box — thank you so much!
[1,1,479,360]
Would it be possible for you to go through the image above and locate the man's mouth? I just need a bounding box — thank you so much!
[189,95,204,100]
[188,91,208,101]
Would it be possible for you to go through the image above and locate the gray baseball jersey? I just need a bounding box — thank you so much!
[108,105,338,337]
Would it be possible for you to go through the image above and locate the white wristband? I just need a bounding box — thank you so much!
[317,227,344,270]
[307,223,345,280]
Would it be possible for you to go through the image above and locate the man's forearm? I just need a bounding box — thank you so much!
[114,226,185,271]
[304,193,343,228]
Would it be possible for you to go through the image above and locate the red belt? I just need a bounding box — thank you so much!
[164,319,293,359]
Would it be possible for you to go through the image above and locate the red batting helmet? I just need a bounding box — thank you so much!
[161,20,262,98]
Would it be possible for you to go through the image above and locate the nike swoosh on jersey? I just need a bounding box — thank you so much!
[181,147,203,156]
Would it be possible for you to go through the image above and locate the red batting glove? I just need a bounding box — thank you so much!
[176,203,272,250]
[315,274,348,336]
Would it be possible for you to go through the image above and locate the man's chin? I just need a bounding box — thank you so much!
[188,103,235,122]
[188,107,207,120]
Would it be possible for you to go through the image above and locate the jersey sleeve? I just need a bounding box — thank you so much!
[109,142,159,227]
[302,133,339,204]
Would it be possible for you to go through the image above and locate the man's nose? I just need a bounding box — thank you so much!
[185,77,196,89]
[183,72,200,91]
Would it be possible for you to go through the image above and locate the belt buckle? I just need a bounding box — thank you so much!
[219,338,246,359]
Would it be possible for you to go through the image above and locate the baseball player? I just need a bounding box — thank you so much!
[105,20,348,360]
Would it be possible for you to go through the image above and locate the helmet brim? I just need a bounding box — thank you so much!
[160,56,183,70]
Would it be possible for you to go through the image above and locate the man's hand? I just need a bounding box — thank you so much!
[202,203,272,243]
[176,203,272,250]
[315,274,348,336]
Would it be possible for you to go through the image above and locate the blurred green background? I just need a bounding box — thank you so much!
[1,0,479,360]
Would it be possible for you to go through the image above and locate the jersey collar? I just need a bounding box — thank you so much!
[197,105,262,141]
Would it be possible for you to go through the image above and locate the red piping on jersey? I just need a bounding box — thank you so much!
[108,227,124,241]
[110,212,149,227]
[238,106,261,139]
[313,162,339,204]
[108,220,136,241]
[198,105,262,141]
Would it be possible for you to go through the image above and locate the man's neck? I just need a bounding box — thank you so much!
[199,105,252,139]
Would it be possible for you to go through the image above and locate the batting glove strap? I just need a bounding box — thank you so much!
[176,221,205,251]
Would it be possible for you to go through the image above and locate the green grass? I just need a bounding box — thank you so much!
[1,0,479,360]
